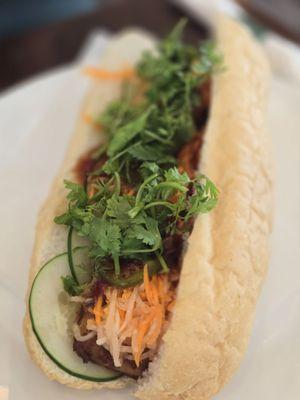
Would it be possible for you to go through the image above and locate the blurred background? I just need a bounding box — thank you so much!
[0,0,300,92]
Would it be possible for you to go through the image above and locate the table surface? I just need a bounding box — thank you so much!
[1,0,300,92]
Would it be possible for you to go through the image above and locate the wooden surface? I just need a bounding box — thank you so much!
[0,0,299,91]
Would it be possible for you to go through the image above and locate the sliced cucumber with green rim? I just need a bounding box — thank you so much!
[68,227,92,284]
[29,252,121,381]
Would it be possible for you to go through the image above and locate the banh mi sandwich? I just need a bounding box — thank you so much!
[24,15,273,400]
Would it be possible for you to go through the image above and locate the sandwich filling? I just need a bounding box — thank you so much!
[54,21,222,378]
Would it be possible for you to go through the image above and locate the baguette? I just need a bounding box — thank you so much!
[24,14,273,399]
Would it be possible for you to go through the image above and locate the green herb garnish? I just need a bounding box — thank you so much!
[99,20,223,182]
[55,167,218,275]
[61,275,84,296]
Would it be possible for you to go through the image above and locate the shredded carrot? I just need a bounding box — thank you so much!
[157,276,166,304]
[134,318,151,366]
[82,112,102,129]
[167,299,176,312]
[122,289,131,300]
[127,189,135,196]
[93,296,103,326]
[139,290,147,301]
[118,308,126,321]
[147,305,163,346]
[83,66,135,80]
[150,275,159,305]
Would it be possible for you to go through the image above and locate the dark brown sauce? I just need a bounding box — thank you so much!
[74,146,107,186]
[193,80,211,130]
[177,133,203,179]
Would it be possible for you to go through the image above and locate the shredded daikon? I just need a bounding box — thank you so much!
[85,267,176,367]
[73,324,96,342]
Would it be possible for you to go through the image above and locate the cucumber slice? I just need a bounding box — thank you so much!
[29,253,121,381]
[68,227,92,285]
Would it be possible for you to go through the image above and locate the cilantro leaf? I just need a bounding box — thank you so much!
[128,217,160,247]
[89,218,121,257]
[127,142,175,164]
[164,167,190,185]
[186,175,219,218]
[107,107,153,157]
[106,195,133,229]
[64,180,87,206]
[127,225,155,246]
[99,81,144,137]
[193,41,224,78]
[140,162,160,179]
[61,275,84,296]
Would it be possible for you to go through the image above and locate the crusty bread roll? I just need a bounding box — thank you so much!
[24,14,273,399]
